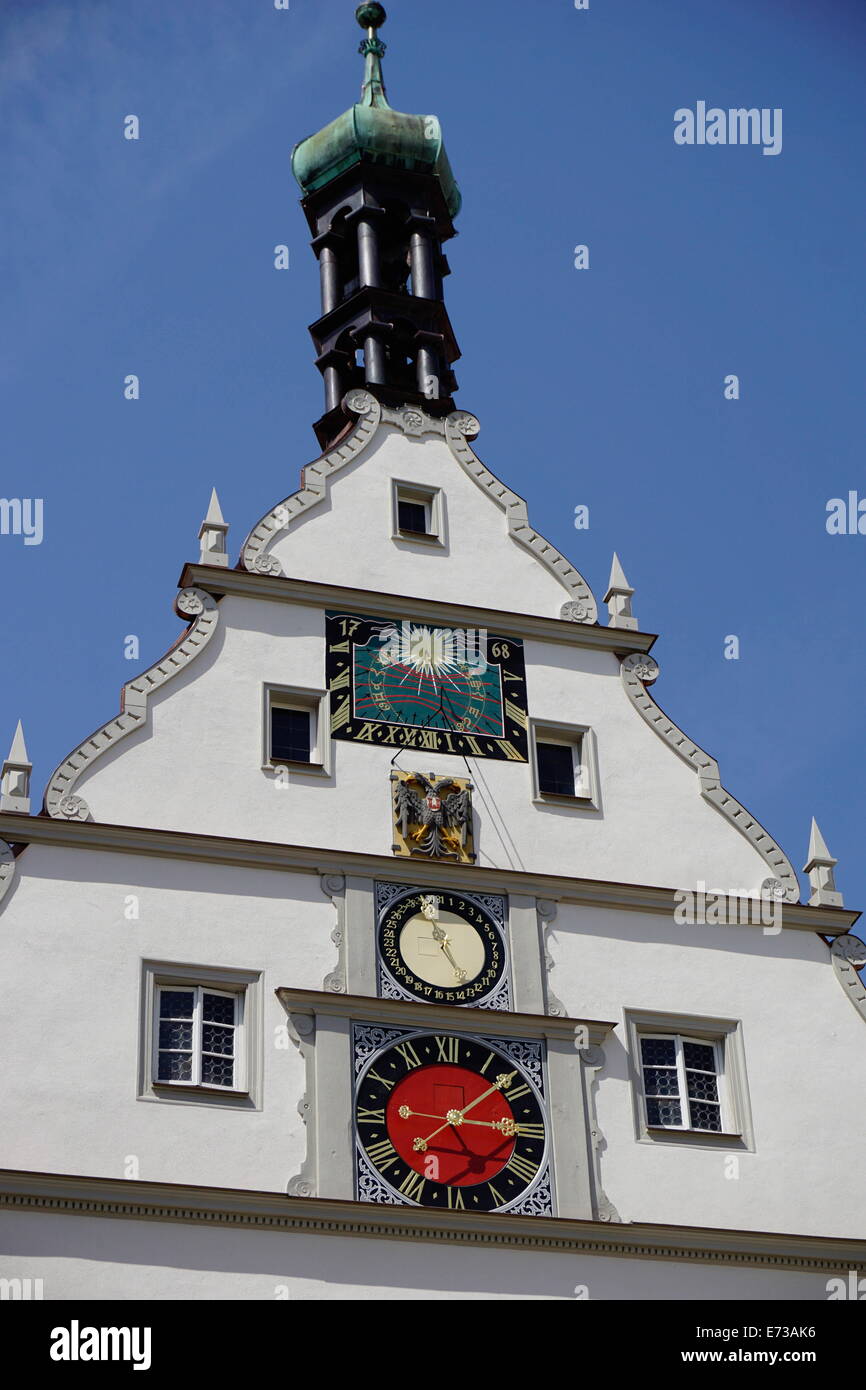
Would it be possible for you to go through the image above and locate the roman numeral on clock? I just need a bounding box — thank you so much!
[395,1040,422,1069]
[330,696,350,730]
[498,741,524,761]
[366,1138,399,1172]
[397,1169,426,1202]
[366,1068,396,1092]
[505,1151,539,1184]
[504,1081,531,1102]
[516,1122,545,1140]
[446,1187,465,1209]
[486,1183,506,1208]
[505,699,527,728]
[356,1108,385,1126]
[435,1036,459,1064]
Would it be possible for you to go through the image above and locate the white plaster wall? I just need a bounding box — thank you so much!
[547,904,866,1239]
[265,425,578,618]
[71,595,773,894]
[0,846,323,1192]
[0,1211,834,1300]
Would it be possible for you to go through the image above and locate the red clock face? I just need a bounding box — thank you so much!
[355,1031,548,1212]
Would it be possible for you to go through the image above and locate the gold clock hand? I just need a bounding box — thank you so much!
[457,1072,517,1121]
[413,1107,466,1152]
[430,923,468,982]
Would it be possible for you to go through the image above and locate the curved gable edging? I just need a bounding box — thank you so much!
[240,392,384,576]
[620,653,799,901]
[830,935,866,1025]
[44,588,220,822]
[443,411,597,623]
[240,392,598,621]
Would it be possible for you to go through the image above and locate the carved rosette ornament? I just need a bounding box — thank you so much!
[559,600,591,623]
[620,652,799,902]
[252,553,283,577]
[761,877,787,901]
[831,935,866,1027]
[45,588,219,820]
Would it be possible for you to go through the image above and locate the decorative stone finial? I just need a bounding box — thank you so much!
[603,552,638,630]
[198,487,229,567]
[803,816,842,907]
[1,720,32,814]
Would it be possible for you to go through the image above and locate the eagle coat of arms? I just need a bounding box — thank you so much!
[390,770,475,862]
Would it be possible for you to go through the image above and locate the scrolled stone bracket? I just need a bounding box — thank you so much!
[620,653,799,902]
[240,391,383,576]
[579,1039,621,1224]
[0,839,17,912]
[444,412,598,624]
[283,1008,318,1199]
[537,898,567,1018]
[44,588,220,821]
[320,873,348,995]
[830,935,866,1026]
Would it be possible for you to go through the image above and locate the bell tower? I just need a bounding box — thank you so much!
[292,3,463,448]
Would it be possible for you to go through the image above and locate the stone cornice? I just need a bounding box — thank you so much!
[0,813,858,934]
[177,564,656,657]
[275,987,616,1045]
[0,1169,862,1274]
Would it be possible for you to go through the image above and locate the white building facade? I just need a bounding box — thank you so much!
[1,6,864,1301]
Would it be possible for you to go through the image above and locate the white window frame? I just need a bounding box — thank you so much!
[139,961,263,1109]
[391,479,446,548]
[530,718,599,809]
[153,984,243,1092]
[263,683,331,778]
[625,1009,755,1150]
[638,1031,725,1133]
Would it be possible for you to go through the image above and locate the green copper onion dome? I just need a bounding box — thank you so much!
[291,4,462,218]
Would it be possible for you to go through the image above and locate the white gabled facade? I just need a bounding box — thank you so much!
[1,9,865,1303]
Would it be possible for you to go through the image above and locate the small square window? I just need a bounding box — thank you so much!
[397,498,430,536]
[271,706,312,764]
[263,685,330,777]
[392,481,445,546]
[537,740,580,796]
[530,720,598,807]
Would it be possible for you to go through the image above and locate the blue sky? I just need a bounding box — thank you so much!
[2,0,864,910]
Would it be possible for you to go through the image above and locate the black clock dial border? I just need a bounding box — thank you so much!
[378,889,507,1007]
[354,1030,548,1213]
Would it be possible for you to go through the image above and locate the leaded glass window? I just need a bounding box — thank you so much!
[156,985,240,1090]
[640,1033,723,1132]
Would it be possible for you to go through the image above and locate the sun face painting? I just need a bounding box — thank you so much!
[325,611,529,761]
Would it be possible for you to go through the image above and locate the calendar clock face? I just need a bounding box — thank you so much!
[377,888,509,1009]
[326,611,528,761]
[354,1028,551,1214]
